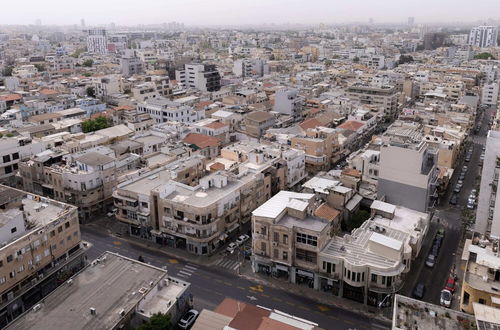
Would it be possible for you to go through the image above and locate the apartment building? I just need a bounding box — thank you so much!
[291,127,339,174]
[475,131,500,238]
[19,149,118,222]
[86,28,107,54]
[378,123,439,212]
[0,136,46,185]
[252,191,334,285]
[482,83,499,107]
[244,111,276,138]
[460,238,500,314]
[469,26,498,48]
[120,56,144,77]
[273,88,304,118]
[175,63,221,92]
[346,84,399,120]
[7,252,192,330]
[0,185,84,327]
[137,98,205,124]
[317,201,429,306]
[113,155,206,238]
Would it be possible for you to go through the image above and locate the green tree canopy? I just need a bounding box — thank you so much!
[352,56,360,63]
[86,86,96,98]
[135,312,172,330]
[82,59,94,67]
[82,117,109,133]
[34,63,46,72]
[398,54,414,65]
[474,52,496,60]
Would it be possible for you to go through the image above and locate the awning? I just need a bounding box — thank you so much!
[296,269,314,278]
[219,233,228,241]
[275,264,289,272]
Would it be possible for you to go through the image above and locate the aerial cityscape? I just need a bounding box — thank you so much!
[0,1,500,329]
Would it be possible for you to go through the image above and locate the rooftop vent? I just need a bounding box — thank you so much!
[90,307,96,315]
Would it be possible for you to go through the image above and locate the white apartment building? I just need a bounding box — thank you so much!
[378,124,438,212]
[469,26,498,48]
[175,64,221,92]
[86,28,107,54]
[0,136,46,184]
[137,98,205,124]
[273,88,304,118]
[482,83,499,106]
[476,131,500,238]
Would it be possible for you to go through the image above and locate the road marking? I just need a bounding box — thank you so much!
[184,265,197,271]
[262,294,270,298]
[344,319,355,325]
[187,263,197,267]
[178,270,192,276]
[112,241,122,245]
[286,301,295,306]
[176,273,189,278]
[168,259,178,264]
[272,297,282,302]
[237,286,246,290]
[232,263,240,271]
[317,305,330,312]
[328,315,339,320]
[250,284,264,293]
[298,305,309,311]
[223,281,233,286]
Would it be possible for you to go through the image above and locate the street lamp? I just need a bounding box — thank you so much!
[378,294,392,308]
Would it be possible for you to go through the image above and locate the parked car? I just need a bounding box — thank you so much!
[453,185,461,193]
[449,194,458,205]
[459,173,465,181]
[178,309,199,329]
[413,283,426,299]
[425,254,436,268]
[236,234,250,246]
[434,236,443,250]
[445,276,456,293]
[467,201,475,209]
[440,289,452,308]
[226,242,238,254]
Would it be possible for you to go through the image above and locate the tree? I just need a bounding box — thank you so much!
[474,52,496,60]
[398,54,414,65]
[82,59,94,67]
[86,86,96,98]
[352,56,360,63]
[82,72,92,77]
[34,63,46,72]
[82,117,109,133]
[3,66,13,76]
[135,312,172,330]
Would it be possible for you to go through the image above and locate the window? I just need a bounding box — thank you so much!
[58,226,63,233]
[0,260,3,268]
[479,298,486,305]
[18,265,24,273]
[0,277,5,284]
[462,291,470,305]
[6,255,13,263]
[283,251,288,260]
[9,271,15,279]
[261,226,267,236]
[3,155,10,163]
[12,153,19,160]
[356,272,360,282]
[260,242,266,252]
[296,233,318,247]
[387,276,392,287]
[348,270,351,280]
[50,230,55,237]
[274,249,279,258]
[44,249,50,257]
[10,227,16,233]
[382,276,386,285]
[65,222,70,229]
[283,234,288,244]
[273,232,279,242]
[295,248,317,264]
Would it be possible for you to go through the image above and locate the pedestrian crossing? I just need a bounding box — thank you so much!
[176,263,198,279]
[214,258,241,271]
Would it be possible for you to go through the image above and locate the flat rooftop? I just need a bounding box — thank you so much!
[7,252,170,330]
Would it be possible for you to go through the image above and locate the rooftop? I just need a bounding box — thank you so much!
[252,191,314,219]
[7,252,184,330]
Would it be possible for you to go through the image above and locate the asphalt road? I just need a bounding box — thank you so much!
[81,226,390,330]
[401,105,495,307]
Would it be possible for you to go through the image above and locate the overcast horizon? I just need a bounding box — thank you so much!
[0,0,500,27]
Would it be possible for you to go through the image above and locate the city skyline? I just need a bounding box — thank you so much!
[1,0,500,26]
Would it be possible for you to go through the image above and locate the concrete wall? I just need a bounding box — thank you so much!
[378,178,429,213]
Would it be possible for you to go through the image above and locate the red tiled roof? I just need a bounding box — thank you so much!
[183,133,220,148]
[314,204,341,221]
[0,94,22,102]
[342,168,362,178]
[338,120,364,131]
[39,88,59,96]
[195,101,212,110]
[205,121,227,129]
[299,118,322,130]
[113,105,134,111]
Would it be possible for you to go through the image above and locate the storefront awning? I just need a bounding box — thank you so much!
[297,269,314,278]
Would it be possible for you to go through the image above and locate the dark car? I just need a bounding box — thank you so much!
[449,194,458,205]
[413,283,425,299]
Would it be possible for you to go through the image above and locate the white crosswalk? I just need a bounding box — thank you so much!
[214,258,240,271]
[176,263,198,278]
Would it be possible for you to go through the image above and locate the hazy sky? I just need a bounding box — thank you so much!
[1,0,499,26]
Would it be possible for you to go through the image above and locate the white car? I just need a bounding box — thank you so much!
[440,289,452,308]
[226,242,238,254]
[236,234,250,246]
[178,309,199,329]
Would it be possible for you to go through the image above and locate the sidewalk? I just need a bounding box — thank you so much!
[238,261,392,323]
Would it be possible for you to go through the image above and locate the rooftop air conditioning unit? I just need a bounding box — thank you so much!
[90,307,96,315]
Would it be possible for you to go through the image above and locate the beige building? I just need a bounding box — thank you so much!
[244,111,275,138]
[460,238,500,314]
[346,83,400,119]
[0,185,84,327]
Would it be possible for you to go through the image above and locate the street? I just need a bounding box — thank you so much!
[401,105,495,307]
[81,225,390,330]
